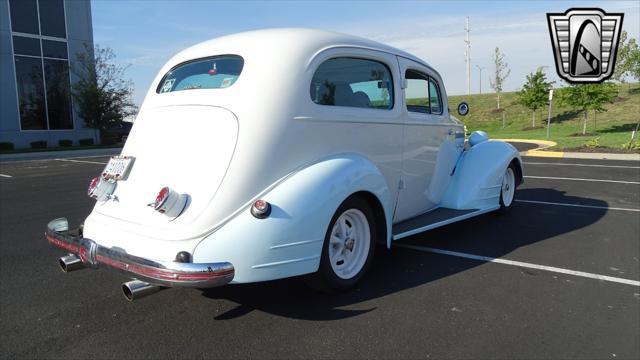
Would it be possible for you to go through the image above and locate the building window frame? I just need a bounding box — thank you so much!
[8,0,74,132]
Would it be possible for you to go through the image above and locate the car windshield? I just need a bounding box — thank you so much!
[156,55,244,93]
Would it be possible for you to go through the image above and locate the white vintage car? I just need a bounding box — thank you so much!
[46,28,522,300]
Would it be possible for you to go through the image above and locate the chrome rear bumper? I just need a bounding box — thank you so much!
[45,218,234,288]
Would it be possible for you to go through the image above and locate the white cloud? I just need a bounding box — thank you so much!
[338,5,639,96]
[106,1,639,104]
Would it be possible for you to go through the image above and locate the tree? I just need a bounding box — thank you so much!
[558,83,618,135]
[71,44,137,143]
[590,82,618,131]
[628,42,640,82]
[517,68,554,128]
[489,47,511,110]
[620,34,640,146]
[612,31,640,84]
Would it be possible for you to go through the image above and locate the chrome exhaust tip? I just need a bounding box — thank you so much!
[58,254,85,273]
[122,280,161,301]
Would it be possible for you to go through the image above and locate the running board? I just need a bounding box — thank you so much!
[392,206,499,241]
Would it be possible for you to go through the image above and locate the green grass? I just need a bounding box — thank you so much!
[447,83,640,152]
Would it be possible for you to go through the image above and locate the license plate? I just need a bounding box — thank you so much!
[102,156,135,180]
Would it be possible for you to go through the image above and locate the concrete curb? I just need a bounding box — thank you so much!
[0,147,122,162]
[497,139,640,161]
[555,152,640,161]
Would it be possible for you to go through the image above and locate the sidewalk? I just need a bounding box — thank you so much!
[498,139,640,161]
[0,147,122,162]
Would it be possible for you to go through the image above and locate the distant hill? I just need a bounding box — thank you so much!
[448,83,640,151]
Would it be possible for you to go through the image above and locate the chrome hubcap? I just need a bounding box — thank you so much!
[501,167,515,207]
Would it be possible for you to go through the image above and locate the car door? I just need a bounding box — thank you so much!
[393,57,461,223]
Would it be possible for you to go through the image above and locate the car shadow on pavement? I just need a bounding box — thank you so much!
[201,188,607,321]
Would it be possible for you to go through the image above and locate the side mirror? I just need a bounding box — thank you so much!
[457,102,469,116]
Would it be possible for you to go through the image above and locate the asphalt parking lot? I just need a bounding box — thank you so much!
[1,153,638,359]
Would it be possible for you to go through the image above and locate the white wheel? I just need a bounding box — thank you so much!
[500,165,516,210]
[307,196,377,292]
[328,209,371,280]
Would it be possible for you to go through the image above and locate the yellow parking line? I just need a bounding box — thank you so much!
[496,138,557,150]
[494,139,563,158]
[524,150,565,158]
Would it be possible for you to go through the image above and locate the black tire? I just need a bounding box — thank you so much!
[305,196,377,292]
[498,162,518,213]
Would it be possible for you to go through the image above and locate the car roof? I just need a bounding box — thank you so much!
[164,28,439,76]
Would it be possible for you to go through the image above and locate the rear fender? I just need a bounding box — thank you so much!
[192,154,393,283]
[441,140,522,210]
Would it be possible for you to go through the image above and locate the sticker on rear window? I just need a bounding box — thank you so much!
[220,77,234,88]
[160,78,175,93]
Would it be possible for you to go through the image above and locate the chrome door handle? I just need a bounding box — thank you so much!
[449,129,464,138]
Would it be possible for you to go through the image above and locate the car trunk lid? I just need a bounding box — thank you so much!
[92,105,238,233]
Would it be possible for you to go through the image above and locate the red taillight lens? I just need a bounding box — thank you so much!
[254,200,268,211]
[150,186,188,218]
[154,187,170,210]
[88,176,116,201]
[251,200,271,219]
[87,177,101,198]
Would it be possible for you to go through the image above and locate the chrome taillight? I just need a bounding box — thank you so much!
[88,176,115,202]
[250,199,271,219]
[153,187,171,210]
[150,186,188,218]
[87,177,101,197]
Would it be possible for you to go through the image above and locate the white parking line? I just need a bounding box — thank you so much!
[525,175,640,185]
[0,174,12,178]
[524,161,640,169]
[64,155,114,160]
[395,243,640,287]
[54,158,107,165]
[516,199,640,212]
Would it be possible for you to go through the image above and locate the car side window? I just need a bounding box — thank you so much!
[428,78,443,115]
[405,70,430,114]
[310,57,393,110]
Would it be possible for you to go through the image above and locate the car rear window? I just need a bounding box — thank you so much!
[156,55,244,93]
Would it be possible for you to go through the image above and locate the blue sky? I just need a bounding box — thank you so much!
[91,0,640,106]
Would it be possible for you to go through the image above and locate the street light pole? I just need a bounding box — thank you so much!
[465,16,471,95]
[476,65,485,94]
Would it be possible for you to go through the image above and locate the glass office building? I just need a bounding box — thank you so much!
[1,0,95,149]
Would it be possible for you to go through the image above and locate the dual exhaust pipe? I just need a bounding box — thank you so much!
[121,280,162,301]
[58,254,162,301]
[58,254,85,273]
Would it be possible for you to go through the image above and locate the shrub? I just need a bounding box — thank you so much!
[58,139,73,147]
[622,141,640,150]
[30,140,47,149]
[584,137,600,148]
[0,142,14,151]
[78,138,94,146]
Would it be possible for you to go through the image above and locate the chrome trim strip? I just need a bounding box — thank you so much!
[392,206,500,241]
[45,218,234,288]
[251,255,320,269]
[269,239,323,250]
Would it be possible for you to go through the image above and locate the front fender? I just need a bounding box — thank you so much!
[441,140,522,210]
[192,154,393,283]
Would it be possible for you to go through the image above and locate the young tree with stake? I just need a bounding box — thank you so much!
[559,83,618,135]
[489,47,510,110]
[517,68,554,128]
